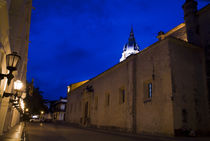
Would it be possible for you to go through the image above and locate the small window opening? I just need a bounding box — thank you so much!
[119,88,125,104]
[182,109,188,123]
[148,83,152,98]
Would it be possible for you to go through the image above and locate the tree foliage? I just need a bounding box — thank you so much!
[25,83,48,115]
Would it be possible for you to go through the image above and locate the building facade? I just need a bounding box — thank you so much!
[66,0,210,136]
[0,0,32,135]
[52,97,67,121]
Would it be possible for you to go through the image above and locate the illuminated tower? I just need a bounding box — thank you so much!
[120,27,140,62]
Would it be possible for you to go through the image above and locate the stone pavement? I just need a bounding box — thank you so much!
[1,122,210,141]
[59,122,210,141]
[27,122,210,141]
[83,127,210,141]
[0,122,25,141]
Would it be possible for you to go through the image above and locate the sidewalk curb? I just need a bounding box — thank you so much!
[0,122,25,141]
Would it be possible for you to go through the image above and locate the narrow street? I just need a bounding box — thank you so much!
[25,123,163,141]
[25,123,210,141]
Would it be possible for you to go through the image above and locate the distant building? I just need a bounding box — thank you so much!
[120,27,140,62]
[66,0,210,136]
[52,97,67,121]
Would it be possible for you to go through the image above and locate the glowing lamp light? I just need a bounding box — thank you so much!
[67,86,70,93]
[25,108,29,112]
[3,80,26,100]
[41,111,44,114]
[14,80,23,91]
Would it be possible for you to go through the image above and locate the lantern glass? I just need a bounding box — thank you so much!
[14,80,23,91]
[6,52,21,71]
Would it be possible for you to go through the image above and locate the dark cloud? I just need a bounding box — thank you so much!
[55,48,93,66]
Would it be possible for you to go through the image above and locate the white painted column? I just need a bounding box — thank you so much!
[11,108,20,127]
[0,97,9,135]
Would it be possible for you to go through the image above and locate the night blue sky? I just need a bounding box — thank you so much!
[27,0,210,100]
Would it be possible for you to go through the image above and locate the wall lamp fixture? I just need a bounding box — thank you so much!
[0,52,21,85]
[3,80,23,98]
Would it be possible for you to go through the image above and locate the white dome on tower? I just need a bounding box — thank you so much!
[120,27,140,62]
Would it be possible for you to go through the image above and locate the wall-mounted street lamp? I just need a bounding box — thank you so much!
[10,97,23,112]
[0,52,21,85]
[14,80,23,90]
[3,80,23,97]
[13,80,23,98]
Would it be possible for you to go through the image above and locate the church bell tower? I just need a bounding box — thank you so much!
[120,27,140,62]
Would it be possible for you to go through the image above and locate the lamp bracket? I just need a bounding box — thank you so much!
[0,71,14,85]
[0,74,7,80]
[2,92,14,98]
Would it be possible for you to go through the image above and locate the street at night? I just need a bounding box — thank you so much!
[25,123,209,141]
[1,0,210,140]
[26,123,141,141]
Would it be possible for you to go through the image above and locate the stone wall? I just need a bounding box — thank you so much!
[67,58,134,131]
[135,38,174,136]
[66,37,210,136]
[0,1,12,135]
[66,38,174,135]
[9,0,32,83]
[198,5,210,114]
[169,38,210,135]
[0,0,32,135]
